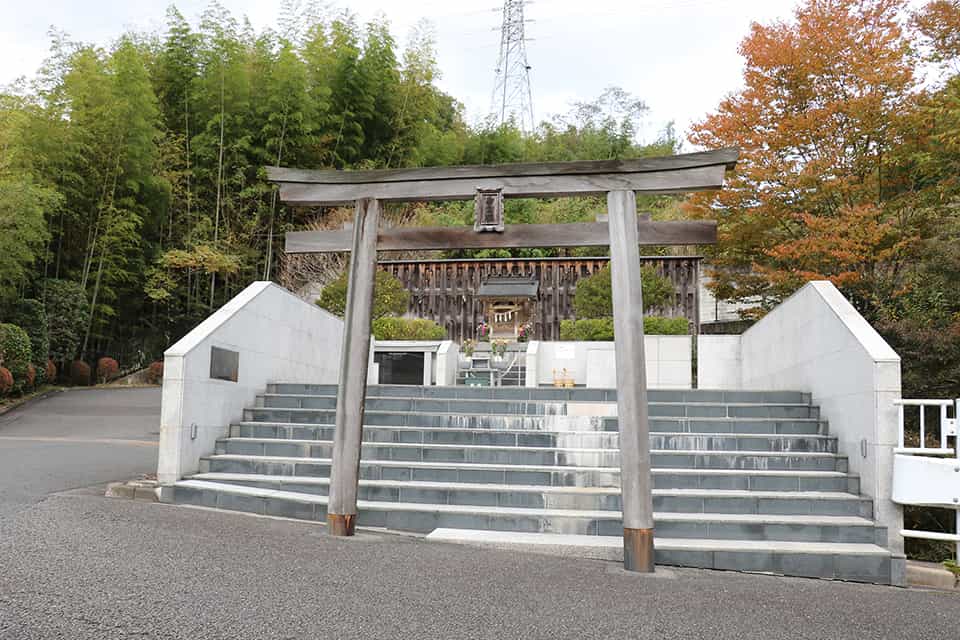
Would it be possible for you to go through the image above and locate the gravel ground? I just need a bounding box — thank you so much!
[0,388,957,639]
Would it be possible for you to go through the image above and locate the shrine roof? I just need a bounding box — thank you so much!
[477,277,539,298]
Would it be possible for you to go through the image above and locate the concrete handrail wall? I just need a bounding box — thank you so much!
[158,282,344,484]
[700,281,902,553]
[526,337,692,389]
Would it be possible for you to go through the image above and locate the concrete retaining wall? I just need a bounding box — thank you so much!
[158,282,344,484]
[698,281,903,553]
[527,336,692,389]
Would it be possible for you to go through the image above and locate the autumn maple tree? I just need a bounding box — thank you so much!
[685,0,919,314]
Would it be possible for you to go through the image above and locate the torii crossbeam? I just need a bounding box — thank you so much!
[268,148,738,573]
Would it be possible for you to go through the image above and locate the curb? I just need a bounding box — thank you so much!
[105,479,161,502]
[0,387,69,417]
[906,561,960,591]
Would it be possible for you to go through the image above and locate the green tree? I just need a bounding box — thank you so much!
[317,270,410,319]
[5,299,50,381]
[0,93,60,301]
[572,265,675,318]
[327,16,372,167]
[44,279,89,363]
[0,174,56,300]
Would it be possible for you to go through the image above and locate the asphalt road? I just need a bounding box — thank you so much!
[0,388,957,639]
[0,388,160,518]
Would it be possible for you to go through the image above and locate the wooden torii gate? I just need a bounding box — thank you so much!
[267,148,738,573]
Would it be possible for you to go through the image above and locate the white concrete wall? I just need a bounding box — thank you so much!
[158,282,344,485]
[697,335,742,389]
[524,341,540,388]
[436,341,459,386]
[697,281,903,553]
[529,336,692,389]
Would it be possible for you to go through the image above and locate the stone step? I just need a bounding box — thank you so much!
[229,424,836,452]
[171,480,884,543]
[423,529,900,585]
[236,417,828,437]
[189,473,873,517]
[255,395,819,419]
[201,454,859,492]
[214,439,847,471]
[243,409,823,431]
[266,383,811,405]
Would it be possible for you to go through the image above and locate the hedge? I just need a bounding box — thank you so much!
[0,323,33,393]
[45,359,57,383]
[372,317,446,341]
[8,299,49,382]
[559,316,688,341]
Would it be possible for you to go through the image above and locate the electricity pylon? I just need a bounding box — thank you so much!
[490,0,535,132]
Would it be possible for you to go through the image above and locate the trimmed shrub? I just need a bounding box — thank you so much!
[70,360,91,386]
[146,361,164,385]
[0,323,32,393]
[7,299,49,380]
[317,270,410,320]
[573,265,675,319]
[645,316,690,335]
[96,357,120,384]
[372,317,447,341]
[560,318,614,341]
[43,279,89,363]
[45,359,57,384]
[25,363,36,389]
[560,316,688,341]
[0,367,12,395]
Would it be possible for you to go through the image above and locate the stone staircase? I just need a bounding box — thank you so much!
[170,384,903,585]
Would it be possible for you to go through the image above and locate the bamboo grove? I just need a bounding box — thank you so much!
[1,0,960,403]
[0,2,677,365]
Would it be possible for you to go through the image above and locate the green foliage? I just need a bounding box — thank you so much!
[43,279,90,362]
[644,316,690,335]
[944,560,960,586]
[317,270,410,320]
[371,317,446,340]
[6,299,49,380]
[572,265,675,319]
[0,174,57,301]
[560,316,688,341]
[0,323,32,392]
[0,4,689,363]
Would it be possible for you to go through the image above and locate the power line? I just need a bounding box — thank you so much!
[489,0,535,132]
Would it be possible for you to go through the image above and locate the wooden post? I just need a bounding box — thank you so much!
[608,189,655,572]
[327,198,380,536]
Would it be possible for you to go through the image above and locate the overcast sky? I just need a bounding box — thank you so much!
[0,0,809,145]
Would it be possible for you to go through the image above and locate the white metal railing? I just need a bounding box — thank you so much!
[892,398,960,563]
[895,399,958,456]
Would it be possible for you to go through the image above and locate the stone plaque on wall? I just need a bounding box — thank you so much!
[210,346,239,382]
